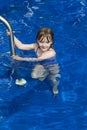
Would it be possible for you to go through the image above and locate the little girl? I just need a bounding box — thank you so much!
[7,27,61,95]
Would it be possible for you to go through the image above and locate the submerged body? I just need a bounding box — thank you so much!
[7,27,61,94]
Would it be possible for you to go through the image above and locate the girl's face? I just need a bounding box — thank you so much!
[38,37,53,52]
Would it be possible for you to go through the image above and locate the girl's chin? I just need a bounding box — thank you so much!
[40,47,48,51]
[41,49,47,52]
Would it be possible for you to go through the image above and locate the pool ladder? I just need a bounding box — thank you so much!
[0,16,16,55]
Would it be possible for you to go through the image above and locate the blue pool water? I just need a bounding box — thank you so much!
[0,0,87,130]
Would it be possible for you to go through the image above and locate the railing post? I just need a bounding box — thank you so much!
[0,16,16,56]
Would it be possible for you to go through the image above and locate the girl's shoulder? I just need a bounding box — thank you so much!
[49,48,56,56]
[49,48,56,52]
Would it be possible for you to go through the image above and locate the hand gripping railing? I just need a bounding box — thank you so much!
[0,16,16,55]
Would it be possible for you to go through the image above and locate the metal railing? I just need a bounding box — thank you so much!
[0,16,16,55]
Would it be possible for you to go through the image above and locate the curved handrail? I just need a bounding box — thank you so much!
[0,16,16,55]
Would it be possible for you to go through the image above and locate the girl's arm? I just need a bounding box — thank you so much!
[12,49,56,61]
[14,36,36,50]
[6,30,36,50]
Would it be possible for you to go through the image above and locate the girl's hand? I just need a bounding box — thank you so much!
[12,55,37,62]
[6,30,15,36]
[6,30,10,36]
[12,55,23,61]
[12,55,31,61]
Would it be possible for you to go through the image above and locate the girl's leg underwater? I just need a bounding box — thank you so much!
[51,78,60,95]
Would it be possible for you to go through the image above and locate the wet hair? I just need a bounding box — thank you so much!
[36,27,54,47]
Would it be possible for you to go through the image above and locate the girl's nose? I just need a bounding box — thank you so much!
[42,43,46,46]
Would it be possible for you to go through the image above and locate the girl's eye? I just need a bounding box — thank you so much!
[39,40,44,43]
[41,41,44,43]
[47,41,50,43]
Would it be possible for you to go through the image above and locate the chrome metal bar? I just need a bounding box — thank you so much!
[0,16,16,55]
